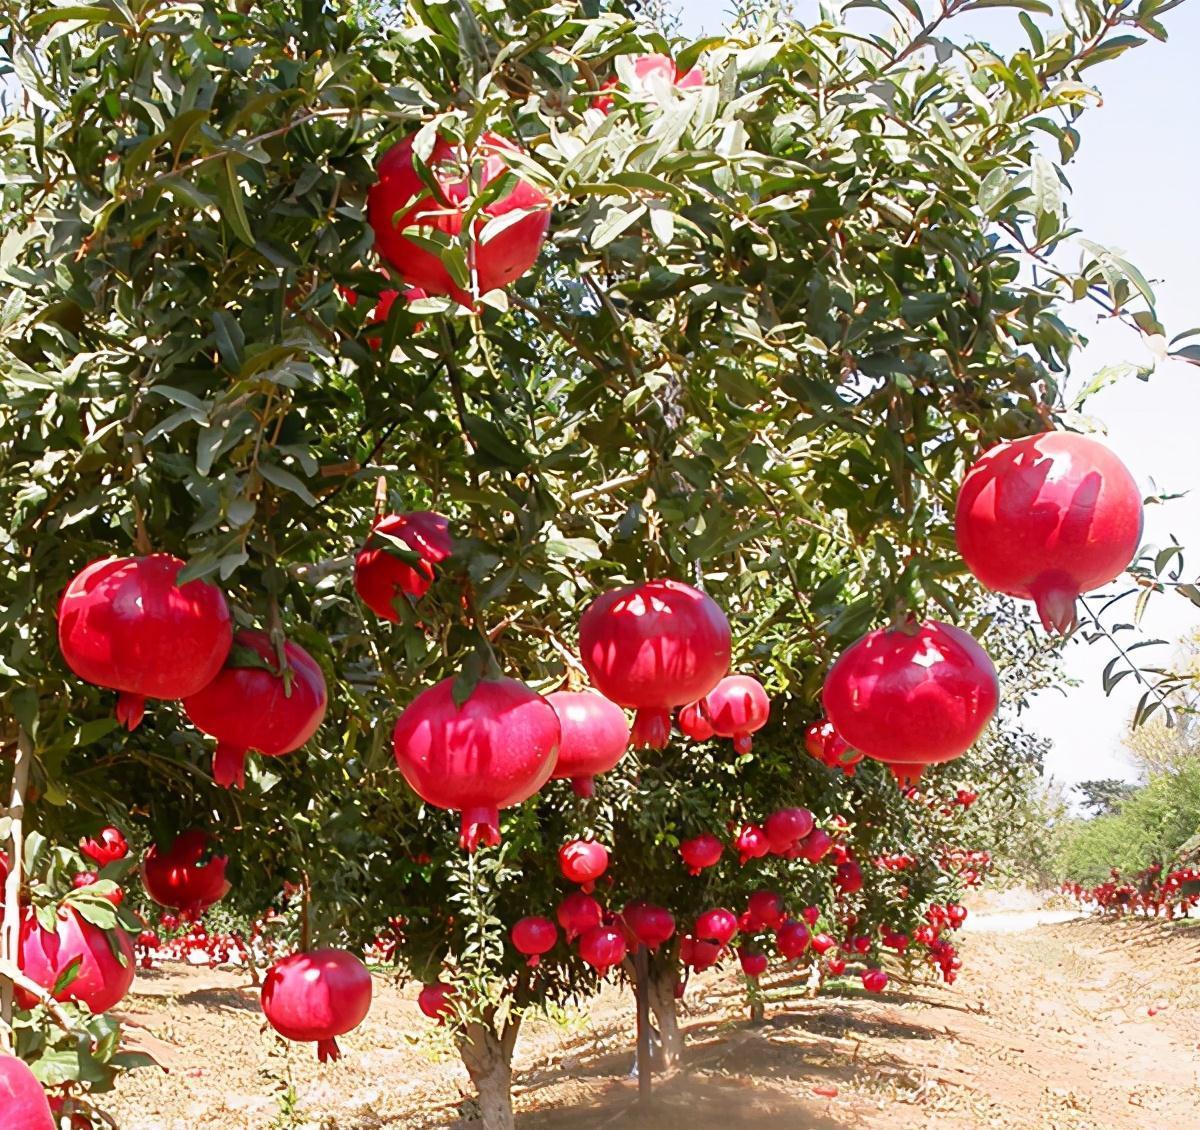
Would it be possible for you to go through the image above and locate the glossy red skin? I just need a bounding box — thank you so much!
[0,1053,55,1130]
[80,825,128,866]
[735,824,770,865]
[57,555,232,730]
[18,906,135,1014]
[545,691,630,797]
[764,808,815,855]
[578,925,627,975]
[703,675,770,754]
[955,432,1143,632]
[823,620,999,767]
[681,935,722,971]
[367,132,550,306]
[392,676,560,852]
[796,828,834,864]
[825,956,847,975]
[556,892,603,942]
[694,908,738,947]
[861,969,889,993]
[679,833,724,876]
[835,860,864,895]
[511,917,558,966]
[811,933,836,955]
[593,54,706,112]
[801,905,821,927]
[677,700,715,741]
[354,511,452,619]
[737,947,768,979]
[184,631,328,789]
[621,902,675,950]
[746,891,786,931]
[262,948,372,1062]
[776,920,810,960]
[804,718,862,774]
[141,830,231,916]
[418,982,455,1022]
[579,579,731,749]
[558,840,609,892]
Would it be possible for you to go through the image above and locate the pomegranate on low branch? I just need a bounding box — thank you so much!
[18,904,135,1015]
[545,690,630,797]
[57,554,232,730]
[354,511,452,620]
[558,840,609,893]
[0,1053,55,1129]
[183,630,328,789]
[141,830,231,917]
[417,982,456,1023]
[556,892,603,942]
[577,925,627,975]
[621,902,675,951]
[697,675,771,756]
[262,948,373,1062]
[392,675,560,851]
[955,431,1144,633]
[510,917,558,967]
[578,579,731,749]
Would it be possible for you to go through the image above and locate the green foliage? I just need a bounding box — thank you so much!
[1075,777,1137,817]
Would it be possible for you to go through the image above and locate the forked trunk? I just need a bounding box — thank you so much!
[645,954,684,1072]
[459,1015,519,1130]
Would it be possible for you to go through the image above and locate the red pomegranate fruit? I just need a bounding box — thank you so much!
[511,917,558,967]
[556,892,603,942]
[622,902,676,950]
[746,891,786,931]
[701,675,770,755]
[184,630,328,789]
[338,280,427,348]
[57,555,232,730]
[353,511,453,619]
[861,968,888,993]
[835,860,863,895]
[559,840,609,893]
[955,432,1144,633]
[811,933,836,955]
[796,828,834,864]
[826,956,847,976]
[262,948,372,1063]
[80,825,128,866]
[417,981,456,1023]
[737,947,768,980]
[695,908,738,947]
[141,830,231,917]
[677,700,715,741]
[822,620,999,772]
[681,934,723,972]
[367,132,550,306]
[546,690,630,797]
[0,1053,55,1130]
[578,579,731,749]
[593,54,706,113]
[765,808,814,855]
[392,676,560,852]
[804,718,864,774]
[18,905,135,1014]
[679,833,724,876]
[776,920,810,960]
[801,906,821,927]
[578,925,627,975]
[735,823,770,865]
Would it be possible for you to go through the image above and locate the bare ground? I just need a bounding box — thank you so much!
[104,908,1200,1129]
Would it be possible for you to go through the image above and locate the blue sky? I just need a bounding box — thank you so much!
[677,0,1200,786]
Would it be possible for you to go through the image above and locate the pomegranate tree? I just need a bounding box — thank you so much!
[956,432,1144,633]
[354,511,453,619]
[392,676,560,851]
[262,948,373,1062]
[57,555,232,729]
[579,579,731,749]
[183,630,328,788]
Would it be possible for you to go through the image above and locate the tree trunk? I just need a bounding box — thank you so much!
[645,954,683,1073]
[459,1016,518,1130]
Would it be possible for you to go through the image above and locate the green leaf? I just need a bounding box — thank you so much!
[257,461,318,506]
[218,156,255,248]
[211,310,245,371]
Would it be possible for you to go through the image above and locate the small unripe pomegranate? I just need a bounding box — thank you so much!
[558,840,609,893]
[679,833,724,876]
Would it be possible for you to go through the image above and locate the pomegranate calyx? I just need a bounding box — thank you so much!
[116,692,146,731]
[316,1037,341,1064]
[631,708,671,750]
[1030,572,1080,635]
[212,742,249,790]
[460,806,501,853]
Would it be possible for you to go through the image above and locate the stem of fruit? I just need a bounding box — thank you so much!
[1,728,31,1050]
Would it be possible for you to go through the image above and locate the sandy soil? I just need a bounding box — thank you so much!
[102,909,1200,1129]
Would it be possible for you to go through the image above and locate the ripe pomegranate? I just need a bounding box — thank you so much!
[861,968,888,993]
[811,933,836,955]
[57,555,232,730]
[776,920,810,960]
[80,826,128,866]
[801,906,821,927]
[184,630,328,789]
[559,840,609,893]
[18,906,135,1014]
[593,54,706,113]
[578,925,626,975]
[835,860,863,895]
[392,676,559,851]
[765,808,814,855]
[557,892,603,942]
[578,579,731,749]
[681,934,722,972]
[417,981,455,1022]
[694,908,738,947]
[338,280,427,348]
[0,1053,55,1130]
[511,917,558,967]
[796,828,833,863]
[737,947,768,980]
[822,620,999,772]
[701,675,770,755]
[677,700,715,741]
[546,690,630,797]
[367,132,550,306]
[354,511,453,619]
[804,718,865,774]
[746,891,786,931]
[955,432,1144,633]
[262,948,372,1063]
[735,823,770,865]
[826,956,847,975]
[679,833,724,876]
[621,902,675,950]
[141,830,231,916]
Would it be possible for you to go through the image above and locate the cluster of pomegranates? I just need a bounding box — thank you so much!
[1063,863,1200,919]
